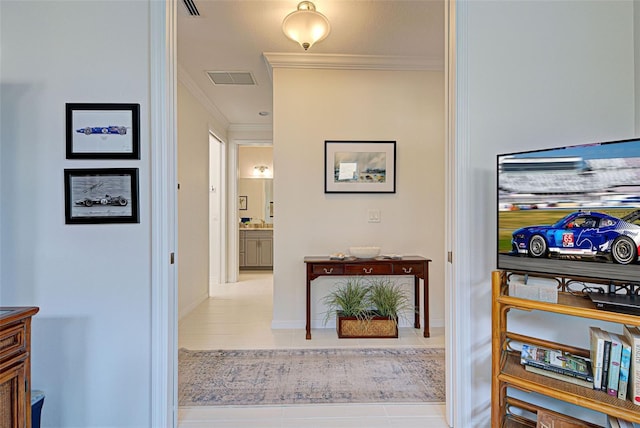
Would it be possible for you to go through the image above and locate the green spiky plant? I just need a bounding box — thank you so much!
[366,277,415,327]
[322,277,415,328]
[321,277,372,325]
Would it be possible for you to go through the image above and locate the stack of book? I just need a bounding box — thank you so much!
[590,325,640,401]
[519,325,640,405]
[520,344,594,388]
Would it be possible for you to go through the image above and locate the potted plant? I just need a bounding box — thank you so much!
[322,277,414,338]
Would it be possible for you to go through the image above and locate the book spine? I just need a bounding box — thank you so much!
[591,327,605,390]
[608,334,623,396]
[618,339,632,400]
[522,359,594,381]
[602,337,612,392]
[623,325,640,405]
[524,365,593,388]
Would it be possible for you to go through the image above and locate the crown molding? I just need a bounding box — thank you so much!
[177,64,230,130]
[228,123,273,133]
[263,52,444,81]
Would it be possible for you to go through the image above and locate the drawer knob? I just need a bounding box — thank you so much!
[402,267,413,274]
[323,268,334,274]
[363,267,373,274]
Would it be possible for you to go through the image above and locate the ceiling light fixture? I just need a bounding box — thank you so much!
[282,1,330,51]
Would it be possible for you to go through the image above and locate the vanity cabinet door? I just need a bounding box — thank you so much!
[239,231,246,267]
[245,237,260,266]
[258,236,273,267]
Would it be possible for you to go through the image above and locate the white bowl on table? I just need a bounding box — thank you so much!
[348,246,381,259]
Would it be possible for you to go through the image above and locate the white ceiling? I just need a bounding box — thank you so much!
[177,0,445,130]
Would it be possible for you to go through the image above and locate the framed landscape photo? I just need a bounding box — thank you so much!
[64,168,139,224]
[66,103,140,159]
[324,141,396,193]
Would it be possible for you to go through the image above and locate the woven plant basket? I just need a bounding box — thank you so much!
[336,313,398,338]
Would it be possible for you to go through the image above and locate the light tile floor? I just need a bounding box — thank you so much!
[178,271,449,428]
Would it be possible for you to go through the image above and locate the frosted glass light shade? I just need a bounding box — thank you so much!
[282,1,330,51]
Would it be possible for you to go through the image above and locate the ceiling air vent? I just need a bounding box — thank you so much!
[182,0,200,16]
[207,71,256,86]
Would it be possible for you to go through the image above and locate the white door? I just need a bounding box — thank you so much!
[209,133,226,292]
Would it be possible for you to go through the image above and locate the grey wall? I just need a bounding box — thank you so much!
[463,1,636,425]
[1,1,152,426]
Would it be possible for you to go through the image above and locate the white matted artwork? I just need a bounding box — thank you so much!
[66,103,140,159]
[324,141,396,193]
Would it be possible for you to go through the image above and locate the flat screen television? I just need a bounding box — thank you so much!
[497,138,640,284]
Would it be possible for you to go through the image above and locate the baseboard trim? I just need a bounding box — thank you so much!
[178,292,208,320]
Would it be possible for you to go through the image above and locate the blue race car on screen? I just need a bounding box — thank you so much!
[511,211,640,265]
[76,126,127,135]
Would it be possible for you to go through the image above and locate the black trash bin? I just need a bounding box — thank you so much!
[31,390,45,428]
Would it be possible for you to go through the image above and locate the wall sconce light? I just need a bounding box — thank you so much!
[254,165,270,176]
[282,1,330,51]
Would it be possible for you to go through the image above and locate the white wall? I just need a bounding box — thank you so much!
[462,1,636,425]
[238,146,273,179]
[177,81,224,317]
[0,1,152,426]
[272,68,445,329]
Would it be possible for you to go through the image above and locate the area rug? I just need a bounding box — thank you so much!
[178,347,445,406]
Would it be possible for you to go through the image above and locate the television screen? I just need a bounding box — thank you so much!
[497,138,640,283]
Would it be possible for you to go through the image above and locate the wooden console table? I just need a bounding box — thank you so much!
[304,256,431,339]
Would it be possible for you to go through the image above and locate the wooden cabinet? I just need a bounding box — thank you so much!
[491,270,640,427]
[0,307,39,428]
[239,229,272,269]
[239,230,246,267]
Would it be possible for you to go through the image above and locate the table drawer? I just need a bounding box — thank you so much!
[345,264,393,275]
[393,263,424,275]
[312,264,345,275]
[0,323,26,361]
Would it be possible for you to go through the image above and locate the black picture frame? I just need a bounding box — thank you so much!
[324,140,396,193]
[66,103,140,159]
[239,196,248,210]
[64,168,139,224]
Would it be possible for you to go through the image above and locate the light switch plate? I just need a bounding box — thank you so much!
[368,209,381,223]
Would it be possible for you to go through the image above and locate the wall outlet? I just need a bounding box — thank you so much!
[368,209,381,223]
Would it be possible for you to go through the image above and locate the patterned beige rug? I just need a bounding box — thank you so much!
[178,347,445,406]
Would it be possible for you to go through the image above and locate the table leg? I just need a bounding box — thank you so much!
[423,263,430,338]
[306,275,312,340]
[414,276,420,329]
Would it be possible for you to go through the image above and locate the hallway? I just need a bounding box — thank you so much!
[178,271,447,427]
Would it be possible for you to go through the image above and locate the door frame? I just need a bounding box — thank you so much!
[227,139,273,282]
[150,1,178,426]
[150,0,470,426]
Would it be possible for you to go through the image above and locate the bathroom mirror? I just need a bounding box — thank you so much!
[239,178,273,225]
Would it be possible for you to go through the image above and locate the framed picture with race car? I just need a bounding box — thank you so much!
[66,103,140,159]
[64,168,139,224]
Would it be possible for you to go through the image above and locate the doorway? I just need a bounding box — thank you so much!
[162,4,458,428]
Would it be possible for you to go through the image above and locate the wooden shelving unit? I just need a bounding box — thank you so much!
[492,270,640,427]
